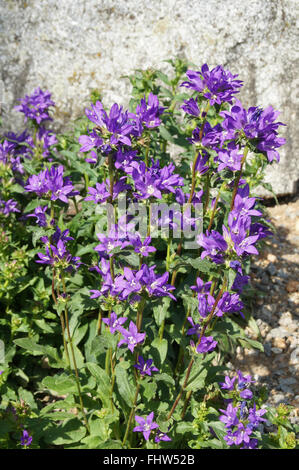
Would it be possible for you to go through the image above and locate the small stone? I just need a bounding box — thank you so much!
[272,393,288,405]
[279,377,297,386]
[267,253,277,263]
[266,263,277,276]
[290,348,299,365]
[264,343,272,357]
[273,338,287,350]
[277,269,289,279]
[286,280,299,293]
[266,327,289,340]
[271,347,283,354]
[278,311,293,326]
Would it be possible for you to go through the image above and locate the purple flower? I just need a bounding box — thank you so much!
[224,423,252,447]
[139,264,176,300]
[129,234,156,257]
[154,430,172,443]
[35,127,58,158]
[0,199,20,216]
[117,321,146,353]
[190,277,212,295]
[186,317,202,337]
[27,205,49,227]
[134,356,159,376]
[181,98,201,117]
[220,100,286,162]
[194,336,218,354]
[133,412,159,441]
[219,403,239,428]
[215,292,244,317]
[248,404,267,428]
[15,87,55,124]
[82,101,133,150]
[220,375,237,392]
[25,165,77,204]
[188,123,224,150]
[194,152,209,175]
[79,129,103,152]
[85,183,110,204]
[94,230,130,258]
[115,149,139,171]
[181,64,243,105]
[36,238,81,272]
[20,429,33,447]
[197,230,228,264]
[102,311,127,334]
[131,92,164,129]
[217,148,243,172]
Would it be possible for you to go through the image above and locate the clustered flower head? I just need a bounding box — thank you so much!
[25,165,78,203]
[36,227,81,272]
[219,371,267,448]
[15,87,55,125]
[0,198,20,216]
[181,64,243,106]
[20,429,33,447]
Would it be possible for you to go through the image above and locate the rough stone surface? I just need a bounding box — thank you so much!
[0,0,298,195]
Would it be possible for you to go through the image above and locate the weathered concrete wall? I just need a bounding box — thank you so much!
[0,0,298,195]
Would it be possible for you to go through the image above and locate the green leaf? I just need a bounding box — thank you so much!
[42,373,77,395]
[13,338,64,367]
[44,419,86,445]
[237,335,264,352]
[98,440,123,449]
[154,373,175,387]
[80,435,104,449]
[159,126,176,143]
[90,330,117,356]
[151,338,168,366]
[156,71,172,86]
[115,363,135,408]
[141,380,157,401]
[176,422,194,434]
[153,297,171,326]
[86,362,111,407]
[185,365,207,392]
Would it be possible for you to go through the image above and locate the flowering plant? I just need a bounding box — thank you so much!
[0,59,297,450]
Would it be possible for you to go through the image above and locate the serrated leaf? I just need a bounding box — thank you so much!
[44,419,86,445]
[86,362,111,407]
[42,374,77,395]
[115,363,135,408]
[185,365,207,392]
[13,338,63,367]
[98,440,123,449]
[154,373,175,387]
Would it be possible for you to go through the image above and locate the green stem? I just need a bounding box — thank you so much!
[136,295,146,332]
[207,183,225,231]
[167,282,225,421]
[166,237,171,272]
[61,276,90,434]
[84,173,89,195]
[122,380,141,448]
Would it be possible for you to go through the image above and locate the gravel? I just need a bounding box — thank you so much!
[230,199,299,424]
